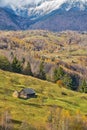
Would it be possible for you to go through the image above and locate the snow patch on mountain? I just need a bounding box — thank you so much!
[1,0,87,19]
[7,0,66,18]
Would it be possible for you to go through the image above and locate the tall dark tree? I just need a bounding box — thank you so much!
[80,79,87,93]
[54,66,65,82]
[71,75,79,90]
[38,61,46,80]
[23,61,33,76]
[0,55,11,71]
[63,74,73,89]
[11,57,22,73]
[21,57,25,64]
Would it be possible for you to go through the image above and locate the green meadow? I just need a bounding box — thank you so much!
[0,69,87,129]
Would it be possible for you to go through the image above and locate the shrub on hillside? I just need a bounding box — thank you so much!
[56,80,64,88]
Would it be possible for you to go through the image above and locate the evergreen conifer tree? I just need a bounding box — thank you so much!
[11,57,22,73]
[38,61,46,80]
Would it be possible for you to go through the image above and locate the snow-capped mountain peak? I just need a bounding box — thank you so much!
[0,0,87,31]
[1,0,87,19]
[7,0,67,18]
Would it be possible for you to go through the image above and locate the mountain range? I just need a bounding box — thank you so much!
[0,0,87,31]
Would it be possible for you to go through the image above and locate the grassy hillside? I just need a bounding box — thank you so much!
[0,69,87,129]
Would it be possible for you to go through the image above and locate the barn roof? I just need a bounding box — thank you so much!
[21,88,35,95]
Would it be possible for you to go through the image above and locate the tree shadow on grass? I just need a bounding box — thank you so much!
[58,99,79,106]
[11,119,22,125]
[46,104,63,109]
[23,102,42,108]
[0,120,21,130]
